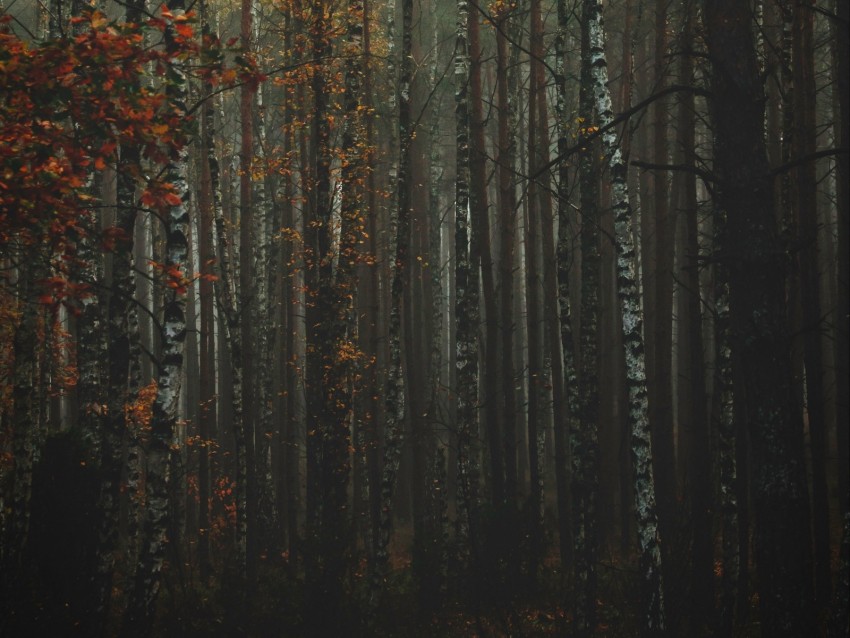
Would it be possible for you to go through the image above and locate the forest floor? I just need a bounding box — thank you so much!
[150,523,769,638]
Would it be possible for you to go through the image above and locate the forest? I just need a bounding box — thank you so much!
[0,0,848,634]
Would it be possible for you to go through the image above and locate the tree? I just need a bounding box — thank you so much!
[124,2,193,630]
[704,0,814,633]
[582,1,666,632]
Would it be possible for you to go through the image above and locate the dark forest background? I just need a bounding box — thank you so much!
[0,0,848,635]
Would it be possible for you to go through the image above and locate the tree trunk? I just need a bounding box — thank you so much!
[791,0,830,607]
[373,0,412,602]
[467,0,493,560]
[833,0,849,531]
[494,0,517,509]
[585,2,666,632]
[573,4,602,631]
[649,7,675,591]
[703,1,814,633]
[554,0,576,571]
[123,3,191,628]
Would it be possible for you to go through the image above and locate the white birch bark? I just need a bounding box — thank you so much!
[372,0,411,603]
[585,1,665,632]
[124,3,191,630]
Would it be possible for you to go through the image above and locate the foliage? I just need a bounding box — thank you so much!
[0,7,257,303]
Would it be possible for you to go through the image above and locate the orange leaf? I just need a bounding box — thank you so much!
[164,192,182,206]
[175,23,193,38]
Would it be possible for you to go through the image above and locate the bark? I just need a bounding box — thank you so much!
[468,0,493,553]
[673,5,712,628]
[649,5,675,591]
[425,24,449,597]
[303,0,356,621]
[343,0,368,565]
[354,0,380,568]
[494,0,517,509]
[196,1,217,584]
[373,0,412,601]
[123,3,191,628]
[704,0,814,634]
[251,1,277,557]
[833,0,849,527]
[573,4,601,630]
[454,0,479,561]
[554,0,577,571]
[830,505,850,638]
[239,0,259,587]
[714,234,738,637]
[528,0,554,582]
[586,2,666,633]
[6,267,43,575]
[791,0,830,607]
[88,2,146,628]
[213,118,248,584]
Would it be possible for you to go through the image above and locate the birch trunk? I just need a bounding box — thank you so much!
[373,0,411,600]
[123,2,191,628]
[573,3,602,630]
[585,1,665,632]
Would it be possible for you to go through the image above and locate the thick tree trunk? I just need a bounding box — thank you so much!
[704,1,814,634]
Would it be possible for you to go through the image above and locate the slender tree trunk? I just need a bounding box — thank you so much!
[373,0,412,602]
[6,266,43,577]
[123,3,191,628]
[554,0,576,570]
[303,0,356,622]
[833,0,849,531]
[454,0,479,563]
[585,3,666,633]
[239,0,259,588]
[467,0,492,560]
[791,0,830,607]
[213,128,248,586]
[494,0,517,509]
[650,4,675,602]
[673,4,713,629]
[573,4,602,630]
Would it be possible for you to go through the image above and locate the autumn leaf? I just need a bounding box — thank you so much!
[164,191,182,207]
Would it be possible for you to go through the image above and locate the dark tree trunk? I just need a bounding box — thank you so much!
[791,0,830,607]
[703,1,815,634]
[574,3,601,631]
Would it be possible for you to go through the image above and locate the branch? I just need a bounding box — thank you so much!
[530,83,711,181]
[630,160,715,183]
[771,147,849,176]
